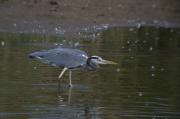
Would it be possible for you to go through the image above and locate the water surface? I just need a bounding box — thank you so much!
[0,26,180,119]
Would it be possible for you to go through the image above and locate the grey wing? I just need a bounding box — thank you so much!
[40,48,88,69]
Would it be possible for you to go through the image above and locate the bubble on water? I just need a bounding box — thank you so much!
[130,56,134,59]
[143,40,147,43]
[55,27,66,34]
[97,33,101,36]
[151,73,155,77]
[121,46,125,49]
[152,4,157,8]
[160,68,165,71]
[138,92,143,96]
[74,42,79,46]
[149,46,153,51]
[54,43,58,46]
[129,28,134,31]
[13,23,17,27]
[59,99,63,102]
[33,67,37,70]
[62,40,66,43]
[78,32,81,35]
[151,65,155,70]
[153,20,158,24]
[116,68,120,72]
[1,41,5,46]
[127,40,130,44]
[108,7,112,10]
[128,48,132,52]
[102,24,109,29]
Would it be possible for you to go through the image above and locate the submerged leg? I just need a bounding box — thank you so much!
[68,86,72,104]
[69,70,72,87]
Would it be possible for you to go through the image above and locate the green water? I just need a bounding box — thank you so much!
[0,26,180,119]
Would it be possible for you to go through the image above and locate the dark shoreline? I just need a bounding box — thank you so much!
[0,0,180,36]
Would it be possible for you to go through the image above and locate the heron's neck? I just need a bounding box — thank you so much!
[86,57,98,70]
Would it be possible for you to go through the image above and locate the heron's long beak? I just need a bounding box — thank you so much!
[101,59,117,65]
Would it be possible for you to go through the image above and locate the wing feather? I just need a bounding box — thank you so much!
[30,47,88,69]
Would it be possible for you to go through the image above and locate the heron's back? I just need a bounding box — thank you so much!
[29,47,88,69]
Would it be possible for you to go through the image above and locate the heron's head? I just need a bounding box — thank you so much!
[87,56,117,70]
[89,56,117,65]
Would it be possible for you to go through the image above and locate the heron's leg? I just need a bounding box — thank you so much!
[58,67,68,80]
[58,67,68,87]
[69,70,72,87]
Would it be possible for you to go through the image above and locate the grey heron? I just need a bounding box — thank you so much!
[29,47,117,87]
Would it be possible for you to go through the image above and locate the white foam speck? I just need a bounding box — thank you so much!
[160,68,165,71]
[116,68,120,72]
[151,65,155,70]
[138,92,143,96]
[74,42,79,46]
[149,46,153,51]
[13,23,17,27]
[1,41,5,46]
[151,73,155,77]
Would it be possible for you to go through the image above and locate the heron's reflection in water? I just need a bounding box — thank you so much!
[56,85,101,119]
[68,87,72,104]
[57,85,72,105]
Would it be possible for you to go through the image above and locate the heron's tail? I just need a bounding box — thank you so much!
[29,51,47,59]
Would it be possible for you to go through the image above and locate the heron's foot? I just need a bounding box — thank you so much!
[68,84,73,88]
